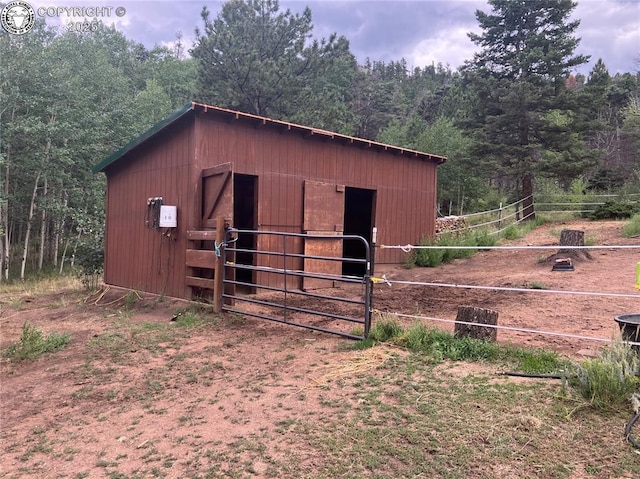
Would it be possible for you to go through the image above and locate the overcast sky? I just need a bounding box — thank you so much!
[31,0,640,75]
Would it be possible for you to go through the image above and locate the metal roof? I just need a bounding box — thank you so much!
[93,101,447,173]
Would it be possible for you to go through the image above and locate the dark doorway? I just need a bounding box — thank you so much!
[233,174,258,287]
[343,187,375,276]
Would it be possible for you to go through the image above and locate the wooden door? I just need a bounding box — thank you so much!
[303,181,345,290]
[201,163,233,228]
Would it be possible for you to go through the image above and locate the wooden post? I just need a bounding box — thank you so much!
[213,215,225,313]
[454,306,498,341]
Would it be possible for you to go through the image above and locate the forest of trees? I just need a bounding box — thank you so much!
[1,0,639,281]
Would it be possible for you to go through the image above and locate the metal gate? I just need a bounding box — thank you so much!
[222,229,373,339]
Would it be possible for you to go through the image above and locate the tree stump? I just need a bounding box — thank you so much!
[547,229,593,263]
[454,306,498,341]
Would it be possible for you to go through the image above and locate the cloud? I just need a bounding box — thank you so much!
[572,0,640,74]
[24,0,640,75]
[409,26,480,70]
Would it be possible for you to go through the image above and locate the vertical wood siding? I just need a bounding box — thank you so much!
[196,113,437,289]
[103,110,438,299]
[104,116,195,299]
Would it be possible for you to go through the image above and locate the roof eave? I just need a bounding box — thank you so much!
[189,101,447,165]
[93,101,447,173]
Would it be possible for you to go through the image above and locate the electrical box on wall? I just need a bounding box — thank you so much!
[159,205,178,228]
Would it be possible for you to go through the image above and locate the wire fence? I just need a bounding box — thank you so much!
[373,242,640,349]
[440,193,640,236]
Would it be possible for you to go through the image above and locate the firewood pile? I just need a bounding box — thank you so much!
[435,216,468,236]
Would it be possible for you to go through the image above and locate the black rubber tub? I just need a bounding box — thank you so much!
[614,314,640,350]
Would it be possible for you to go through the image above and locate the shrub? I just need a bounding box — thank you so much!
[622,213,640,237]
[573,341,640,410]
[75,234,104,290]
[3,322,71,360]
[412,237,445,267]
[589,200,638,220]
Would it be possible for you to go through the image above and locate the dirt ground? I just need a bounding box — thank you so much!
[374,219,640,356]
[1,219,639,478]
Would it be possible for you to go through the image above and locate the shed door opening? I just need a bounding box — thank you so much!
[343,187,376,276]
[233,174,258,287]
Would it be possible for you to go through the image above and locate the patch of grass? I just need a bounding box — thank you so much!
[501,216,548,240]
[0,274,82,296]
[501,223,521,240]
[172,310,207,327]
[528,281,549,290]
[358,314,566,375]
[622,212,640,237]
[123,290,141,310]
[88,307,216,360]
[3,322,71,360]
[410,229,498,268]
[368,317,403,342]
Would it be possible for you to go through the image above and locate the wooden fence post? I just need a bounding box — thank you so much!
[213,215,225,313]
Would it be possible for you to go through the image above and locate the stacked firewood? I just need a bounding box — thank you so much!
[435,216,468,236]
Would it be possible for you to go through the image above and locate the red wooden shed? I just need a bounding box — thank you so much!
[93,101,446,301]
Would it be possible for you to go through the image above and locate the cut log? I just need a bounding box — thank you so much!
[547,229,592,263]
[454,306,498,341]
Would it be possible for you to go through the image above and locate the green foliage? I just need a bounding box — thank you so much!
[192,0,356,130]
[411,237,445,267]
[3,322,71,360]
[501,224,520,240]
[172,310,209,328]
[74,214,104,291]
[410,229,498,268]
[378,116,485,214]
[622,213,640,237]
[589,200,639,220]
[573,341,639,410]
[508,348,564,375]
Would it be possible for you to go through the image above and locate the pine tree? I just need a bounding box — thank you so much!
[465,0,590,219]
[191,0,355,123]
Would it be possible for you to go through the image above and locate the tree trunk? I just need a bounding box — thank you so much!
[53,221,60,268]
[521,173,535,221]
[21,171,41,280]
[70,228,81,267]
[1,110,11,281]
[54,192,68,269]
[59,232,70,275]
[454,306,498,341]
[38,176,48,271]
